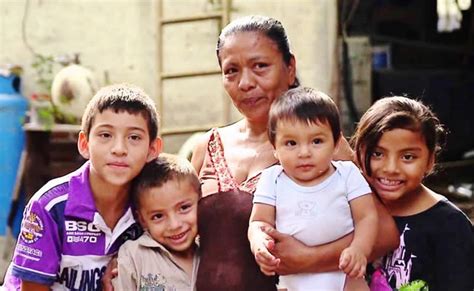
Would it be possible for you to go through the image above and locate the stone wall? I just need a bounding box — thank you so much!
[0,0,338,153]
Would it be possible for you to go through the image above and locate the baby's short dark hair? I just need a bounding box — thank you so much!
[268,87,341,145]
[81,83,159,141]
[131,153,202,210]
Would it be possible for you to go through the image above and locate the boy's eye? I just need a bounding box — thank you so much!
[285,140,296,146]
[98,132,112,139]
[312,138,322,145]
[180,203,193,212]
[151,213,163,221]
[129,134,142,141]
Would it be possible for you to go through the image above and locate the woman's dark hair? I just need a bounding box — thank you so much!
[216,15,299,88]
[268,87,341,145]
[351,96,447,176]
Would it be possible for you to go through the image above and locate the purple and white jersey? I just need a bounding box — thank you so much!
[2,162,141,291]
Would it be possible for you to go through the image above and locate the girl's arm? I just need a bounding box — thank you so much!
[248,203,279,276]
[339,194,378,278]
[265,193,399,275]
[21,281,50,291]
[370,193,400,260]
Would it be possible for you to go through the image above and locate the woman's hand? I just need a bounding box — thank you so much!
[264,227,356,274]
[102,257,118,291]
[254,238,281,276]
[263,227,312,275]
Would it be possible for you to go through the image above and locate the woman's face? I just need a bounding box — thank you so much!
[219,31,296,123]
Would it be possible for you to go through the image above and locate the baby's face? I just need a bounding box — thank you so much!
[273,118,336,186]
[137,179,199,257]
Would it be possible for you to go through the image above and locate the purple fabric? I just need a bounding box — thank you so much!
[2,162,137,290]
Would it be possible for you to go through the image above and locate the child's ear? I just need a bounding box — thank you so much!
[331,133,345,160]
[273,150,279,160]
[77,131,90,159]
[287,55,297,87]
[334,135,342,154]
[136,210,147,230]
[147,137,163,162]
[426,152,436,176]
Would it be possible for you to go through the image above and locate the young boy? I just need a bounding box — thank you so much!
[249,87,378,291]
[111,153,201,290]
[2,84,162,290]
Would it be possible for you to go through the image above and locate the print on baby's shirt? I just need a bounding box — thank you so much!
[295,200,317,217]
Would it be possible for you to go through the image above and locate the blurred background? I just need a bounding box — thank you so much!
[0,0,473,280]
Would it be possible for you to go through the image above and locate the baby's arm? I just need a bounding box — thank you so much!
[339,194,378,278]
[248,203,279,276]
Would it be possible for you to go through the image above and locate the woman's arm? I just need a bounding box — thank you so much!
[265,227,352,274]
[190,131,211,173]
[266,193,399,275]
[102,257,118,291]
[21,281,50,291]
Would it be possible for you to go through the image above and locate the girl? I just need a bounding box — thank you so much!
[352,96,474,291]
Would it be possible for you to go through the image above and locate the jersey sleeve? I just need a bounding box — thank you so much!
[253,166,280,206]
[432,208,474,290]
[343,161,372,201]
[10,198,61,286]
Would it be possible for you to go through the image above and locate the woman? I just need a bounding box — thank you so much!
[191,15,399,290]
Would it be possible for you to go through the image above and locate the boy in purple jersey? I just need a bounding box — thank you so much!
[2,83,162,291]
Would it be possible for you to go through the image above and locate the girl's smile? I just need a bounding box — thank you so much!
[366,128,434,213]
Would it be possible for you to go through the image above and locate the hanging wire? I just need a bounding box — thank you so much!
[340,0,362,127]
[341,0,360,41]
[21,0,38,56]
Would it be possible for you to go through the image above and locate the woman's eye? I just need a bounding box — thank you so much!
[254,62,269,70]
[224,67,237,75]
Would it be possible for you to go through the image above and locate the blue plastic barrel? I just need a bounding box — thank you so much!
[0,74,28,235]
